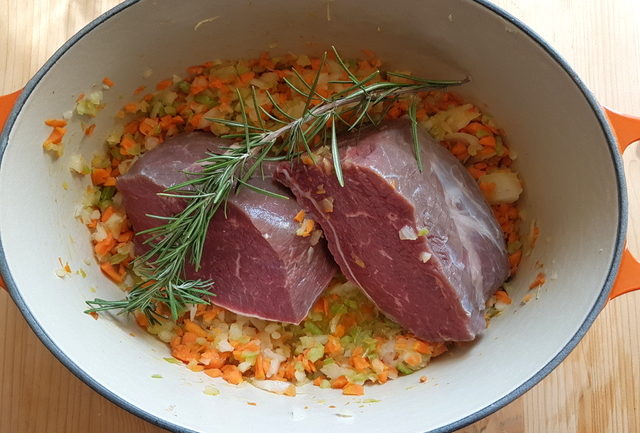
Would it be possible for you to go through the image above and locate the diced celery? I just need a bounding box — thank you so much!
[308,345,325,362]
[100,186,116,202]
[177,81,191,94]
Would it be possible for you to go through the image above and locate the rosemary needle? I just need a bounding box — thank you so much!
[85,48,468,323]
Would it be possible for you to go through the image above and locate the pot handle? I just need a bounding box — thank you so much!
[604,107,640,299]
[0,90,21,291]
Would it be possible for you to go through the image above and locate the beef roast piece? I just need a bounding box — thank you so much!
[275,119,509,341]
[117,132,336,323]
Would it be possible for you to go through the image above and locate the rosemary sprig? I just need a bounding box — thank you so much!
[85,47,468,323]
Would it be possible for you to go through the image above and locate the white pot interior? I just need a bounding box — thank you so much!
[0,0,622,432]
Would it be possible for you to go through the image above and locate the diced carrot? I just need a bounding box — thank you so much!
[494,290,512,304]
[293,210,305,223]
[479,181,496,201]
[187,65,204,75]
[239,71,255,84]
[133,312,148,328]
[405,353,422,367]
[333,324,345,338]
[377,371,388,384]
[296,218,315,237]
[44,119,67,127]
[479,135,497,148]
[84,123,96,136]
[133,85,146,95]
[201,350,227,369]
[254,354,266,380]
[102,77,115,87]
[313,375,326,386]
[91,168,111,185]
[450,140,467,157]
[331,375,348,389]
[181,332,197,345]
[120,135,136,154]
[139,118,159,136]
[222,365,243,385]
[104,177,117,187]
[101,206,115,222]
[156,79,173,90]
[100,262,123,283]
[342,383,364,396]
[325,335,342,356]
[509,250,522,272]
[184,319,208,338]
[351,355,370,372]
[45,126,66,145]
[117,231,133,242]
[204,368,222,378]
[94,234,116,256]
[461,122,491,135]
[413,340,432,355]
[124,120,140,134]
[529,272,546,289]
[123,103,138,113]
[202,308,219,322]
[188,364,205,372]
[283,385,297,397]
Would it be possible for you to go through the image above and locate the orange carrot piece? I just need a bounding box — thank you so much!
[494,290,512,304]
[133,85,146,95]
[293,210,305,223]
[120,135,136,154]
[529,272,546,289]
[222,365,243,385]
[342,383,364,396]
[331,375,348,389]
[377,371,388,384]
[313,375,326,386]
[44,119,67,127]
[204,368,222,378]
[239,71,255,84]
[91,168,111,185]
[184,319,208,338]
[102,77,115,87]
[156,79,173,90]
[479,135,497,148]
[100,262,123,283]
[351,356,370,372]
[254,354,266,380]
[101,206,115,222]
[84,123,96,136]
[139,118,159,136]
[405,353,422,367]
[123,103,138,113]
[103,177,117,187]
[94,235,116,256]
[413,341,432,355]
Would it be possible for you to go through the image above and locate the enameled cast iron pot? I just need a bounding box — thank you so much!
[1,1,639,432]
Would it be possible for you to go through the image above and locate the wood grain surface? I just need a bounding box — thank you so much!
[1,1,639,432]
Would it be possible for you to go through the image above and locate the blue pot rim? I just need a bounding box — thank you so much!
[0,1,627,432]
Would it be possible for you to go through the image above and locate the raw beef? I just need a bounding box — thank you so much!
[275,119,509,341]
[117,132,336,323]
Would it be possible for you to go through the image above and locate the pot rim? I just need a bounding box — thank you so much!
[0,0,628,432]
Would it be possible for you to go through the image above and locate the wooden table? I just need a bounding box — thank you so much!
[1,1,639,432]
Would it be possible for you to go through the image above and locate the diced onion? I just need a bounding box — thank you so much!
[399,225,417,240]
